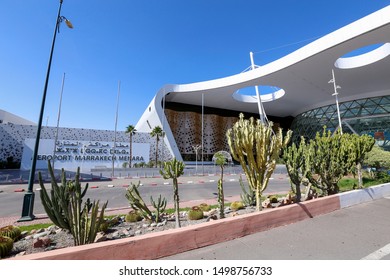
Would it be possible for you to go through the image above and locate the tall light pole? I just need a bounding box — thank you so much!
[192,144,201,175]
[249,52,265,123]
[329,69,343,134]
[53,72,66,171]
[112,80,121,178]
[19,0,73,222]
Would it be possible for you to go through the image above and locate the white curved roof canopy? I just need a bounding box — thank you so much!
[136,5,390,160]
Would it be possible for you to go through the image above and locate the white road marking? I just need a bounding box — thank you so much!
[361,243,390,260]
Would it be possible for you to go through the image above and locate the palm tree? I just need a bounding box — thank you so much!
[125,125,136,168]
[150,126,164,167]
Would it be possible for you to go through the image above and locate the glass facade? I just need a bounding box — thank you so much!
[290,95,390,150]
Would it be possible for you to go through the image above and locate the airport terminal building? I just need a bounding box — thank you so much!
[0,109,168,172]
[136,6,390,161]
[1,6,390,170]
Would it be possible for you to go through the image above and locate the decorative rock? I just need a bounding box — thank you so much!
[150,223,157,227]
[25,235,33,240]
[157,220,166,227]
[33,231,49,239]
[16,251,26,256]
[119,229,130,236]
[206,215,218,222]
[48,225,57,231]
[135,230,142,235]
[95,232,107,242]
[41,236,52,246]
[142,224,149,228]
[204,209,217,217]
[33,237,51,248]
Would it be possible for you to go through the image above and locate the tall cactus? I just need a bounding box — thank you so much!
[283,137,311,202]
[39,161,88,231]
[39,160,107,246]
[214,151,226,218]
[160,158,184,228]
[227,114,292,211]
[347,134,375,188]
[66,180,108,246]
[307,129,355,195]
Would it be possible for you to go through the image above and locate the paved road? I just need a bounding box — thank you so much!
[0,172,290,217]
[163,197,390,260]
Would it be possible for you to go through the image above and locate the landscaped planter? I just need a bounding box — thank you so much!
[10,183,390,260]
[11,195,340,260]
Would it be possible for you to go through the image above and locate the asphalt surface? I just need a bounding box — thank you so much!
[163,196,390,260]
[0,166,290,218]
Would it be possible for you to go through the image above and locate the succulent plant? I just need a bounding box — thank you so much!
[125,211,143,223]
[160,158,185,228]
[187,206,204,220]
[230,201,245,211]
[150,194,167,223]
[125,181,153,220]
[0,225,21,241]
[227,114,292,211]
[99,221,109,233]
[268,195,279,204]
[199,203,211,212]
[0,236,13,259]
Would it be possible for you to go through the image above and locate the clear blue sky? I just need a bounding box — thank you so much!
[1,0,389,131]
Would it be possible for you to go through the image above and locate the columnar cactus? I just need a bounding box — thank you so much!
[227,114,292,211]
[39,161,88,231]
[214,151,226,219]
[347,134,375,188]
[282,137,311,202]
[39,160,107,246]
[150,194,167,223]
[160,158,185,228]
[307,129,355,195]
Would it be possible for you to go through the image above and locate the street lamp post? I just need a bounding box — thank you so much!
[329,69,343,134]
[192,144,201,175]
[19,0,73,222]
[249,52,265,123]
